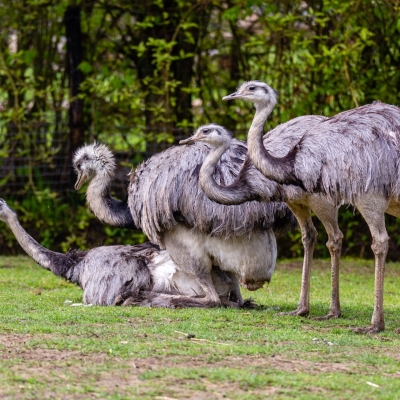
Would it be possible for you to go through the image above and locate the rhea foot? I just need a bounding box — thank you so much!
[314,311,341,321]
[220,298,240,308]
[113,295,124,306]
[352,324,384,334]
[221,297,258,309]
[241,298,258,309]
[279,307,309,317]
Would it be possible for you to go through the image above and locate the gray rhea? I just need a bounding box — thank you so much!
[73,141,297,306]
[223,80,400,333]
[0,198,235,308]
[74,143,136,229]
[181,123,342,323]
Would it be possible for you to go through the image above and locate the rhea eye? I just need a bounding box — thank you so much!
[249,86,256,91]
[76,163,81,169]
[203,128,209,134]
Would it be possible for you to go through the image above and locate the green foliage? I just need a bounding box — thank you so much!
[0,0,398,130]
[0,0,400,257]
[280,208,400,261]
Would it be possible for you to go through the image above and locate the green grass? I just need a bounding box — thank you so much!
[0,256,399,399]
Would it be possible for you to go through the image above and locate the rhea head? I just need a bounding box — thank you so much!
[222,80,278,108]
[179,124,233,149]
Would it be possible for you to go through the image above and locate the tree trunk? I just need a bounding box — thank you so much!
[117,1,209,155]
[65,5,84,185]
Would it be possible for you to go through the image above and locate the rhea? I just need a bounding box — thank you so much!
[181,123,343,322]
[0,198,237,307]
[73,142,297,307]
[223,80,400,333]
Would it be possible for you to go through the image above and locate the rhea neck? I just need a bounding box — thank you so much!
[85,165,136,229]
[246,100,298,185]
[199,140,262,205]
[3,212,70,277]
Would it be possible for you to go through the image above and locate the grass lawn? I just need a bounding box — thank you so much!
[0,256,399,399]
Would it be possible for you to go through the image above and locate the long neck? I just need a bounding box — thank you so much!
[200,143,267,205]
[247,102,298,185]
[3,215,73,279]
[86,172,136,229]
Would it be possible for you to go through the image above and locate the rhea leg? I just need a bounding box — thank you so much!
[225,271,244,305]
[354,196,389,333]
[311,199,342,319]
[281,203,317,316]
[163,229,221,306]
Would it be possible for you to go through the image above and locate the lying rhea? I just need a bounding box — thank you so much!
[0,198,235,307]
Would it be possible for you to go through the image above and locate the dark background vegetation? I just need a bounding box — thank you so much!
[0,0,399,259]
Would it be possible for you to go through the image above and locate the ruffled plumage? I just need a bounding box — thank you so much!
[129,139,296,244]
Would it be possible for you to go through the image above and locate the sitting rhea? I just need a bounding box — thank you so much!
[73,142,297,305]
[0,198,235,307]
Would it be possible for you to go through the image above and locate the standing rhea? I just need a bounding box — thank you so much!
[0,198,235,307]
[73,141,297,307]
[181,123,342,322]
[223,80,400,333]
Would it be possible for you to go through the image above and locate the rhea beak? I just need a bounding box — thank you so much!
[179,135,201,145]
[74,171,86,190]
[222,91,240,101]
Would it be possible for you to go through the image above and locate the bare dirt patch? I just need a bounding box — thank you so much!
[0,333,90,361]
[0,333,361,372]
[152,379,284,400]
[0,332,389,399]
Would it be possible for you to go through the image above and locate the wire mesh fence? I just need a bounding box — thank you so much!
[0,123,193,197]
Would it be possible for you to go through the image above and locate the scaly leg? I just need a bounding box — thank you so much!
[225,271,244,306]
[354,196,389,333]
[280,203,317,316]
[311,198,342,319]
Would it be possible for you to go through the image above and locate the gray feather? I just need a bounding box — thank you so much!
[129,139,295,244]
[289,103,400,203]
